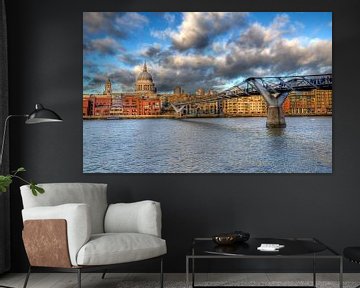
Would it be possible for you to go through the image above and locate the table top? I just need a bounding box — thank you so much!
[189,237,340,258]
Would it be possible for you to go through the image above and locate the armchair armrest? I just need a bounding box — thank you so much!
[104,200,162,237]
[22,203,91,266]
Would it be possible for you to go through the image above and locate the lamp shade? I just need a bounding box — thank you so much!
[25,104,63,124]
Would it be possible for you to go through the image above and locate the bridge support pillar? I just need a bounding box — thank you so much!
[267,106,286,128]
[248,78,288,128]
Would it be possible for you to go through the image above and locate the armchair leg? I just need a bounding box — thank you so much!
[77,268,81,288]
[23,266,31,288]
[160,257,164,288]
[101,270,107,279]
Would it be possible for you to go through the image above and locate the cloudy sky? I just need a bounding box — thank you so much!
[83,12,332,94]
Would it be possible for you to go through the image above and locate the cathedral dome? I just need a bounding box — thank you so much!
[137,71,153,81]
[135,62,157,94]
[137,62,153,81]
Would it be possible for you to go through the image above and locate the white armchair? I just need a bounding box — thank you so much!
[20,183,166,288]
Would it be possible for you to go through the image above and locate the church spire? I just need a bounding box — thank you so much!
[143,61,147,72]
[104,77,112,95]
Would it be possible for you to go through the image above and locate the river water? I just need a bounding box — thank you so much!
[83,117,332,173]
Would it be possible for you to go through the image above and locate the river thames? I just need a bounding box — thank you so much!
[83,117,332,173]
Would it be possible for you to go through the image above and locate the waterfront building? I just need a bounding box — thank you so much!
[135,62,157,95]
[122,95,141,115]
[283,89,332,116]
[287,91,315,115]
[314,89,332,115]
[195,88,205,96]
[109,95,123,116]
[121,95,161,116]
[190,90,220,115]
[174,86,182,95]
[89,95,112,116]
[222,95,267,116]
[282,96,291,114]
[83,95,91,116]
[220,89,332,117]
[82,94,112,117]
[140,98,161,115]
[166,92,191,103]
[191,101,219,115]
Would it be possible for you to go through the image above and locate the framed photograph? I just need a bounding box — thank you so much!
[83,12,332,173]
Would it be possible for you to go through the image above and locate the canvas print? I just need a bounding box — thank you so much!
[83,12,332,173]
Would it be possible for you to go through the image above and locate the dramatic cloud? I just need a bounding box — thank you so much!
[138,22,331,91]
[213,17,332,79]
[107,68,136,91]
[83,60,101,74]
[83,12,115,33]
[117,53,140,66]
[115,12,148,29]
[84,67,136,93]
[83,12,148,38]
[232,14,297,49]
[144,62,223,92]
[170,12,248,51]
[84,12,125,37]
[84,37,124,55]
[141,44,162,57]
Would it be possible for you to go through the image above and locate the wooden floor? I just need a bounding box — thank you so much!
[0,273,359,288]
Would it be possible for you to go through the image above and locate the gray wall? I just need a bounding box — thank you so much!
[5,0,360,273]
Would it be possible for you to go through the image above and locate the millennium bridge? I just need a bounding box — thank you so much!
[170,74,332,128]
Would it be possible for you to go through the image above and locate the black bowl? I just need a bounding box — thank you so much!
[212,234,237,245]
[212,231,250,246]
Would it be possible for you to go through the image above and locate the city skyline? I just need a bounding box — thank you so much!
[83,12,332,94]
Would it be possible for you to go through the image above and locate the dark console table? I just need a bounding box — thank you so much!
[186,237,342,288]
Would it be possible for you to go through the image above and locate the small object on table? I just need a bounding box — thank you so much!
[212,233,237,245]
[212,230,250,245]
[257,243,285,252]
[233,230,250,242]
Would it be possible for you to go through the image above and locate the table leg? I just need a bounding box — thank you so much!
[339,257,343,288]
[313,254,316,287]
[186,257,189,288]
[192,257,195,288]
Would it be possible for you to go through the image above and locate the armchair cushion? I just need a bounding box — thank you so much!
[21,183,108,234]
[104,200,162,237]
[76,233,167,266]
[22,203,91,266]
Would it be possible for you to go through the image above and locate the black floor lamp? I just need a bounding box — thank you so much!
[0,103,62,288]
[0,103,63,167]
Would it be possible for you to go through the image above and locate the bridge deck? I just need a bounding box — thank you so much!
[171,74,332,107]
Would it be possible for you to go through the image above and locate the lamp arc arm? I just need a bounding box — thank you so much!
[0,114,28,168]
